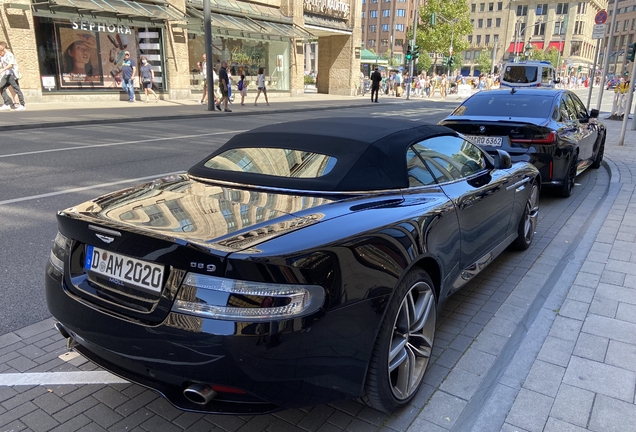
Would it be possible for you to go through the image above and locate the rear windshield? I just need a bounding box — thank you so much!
[451,94,553,118]
[503,65,538,84]
[203,148,338,178]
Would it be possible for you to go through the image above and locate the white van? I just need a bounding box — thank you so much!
[501,61,557,89]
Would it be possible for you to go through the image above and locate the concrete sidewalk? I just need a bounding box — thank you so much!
[0,93,382,131]
[492,116,636,432]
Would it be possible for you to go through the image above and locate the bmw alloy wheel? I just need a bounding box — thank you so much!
[388,281,436,400]
[521,183,539,244]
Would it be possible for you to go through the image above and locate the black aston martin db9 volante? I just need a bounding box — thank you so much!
[439,88,606,197]
[46,118,539,414]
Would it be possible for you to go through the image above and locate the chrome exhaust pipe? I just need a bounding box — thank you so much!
[183,383,217,405]
[54,322,70,339]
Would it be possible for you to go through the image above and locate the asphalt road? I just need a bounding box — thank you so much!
[0,95,602,335]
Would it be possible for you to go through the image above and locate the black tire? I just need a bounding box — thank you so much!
[557,155,577,198]
[362,268,436,413]
[511,180,539,250]
[591,136,605,169]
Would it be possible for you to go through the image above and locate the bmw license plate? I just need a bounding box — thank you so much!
[84,245,164,293]
[466,135,503,147]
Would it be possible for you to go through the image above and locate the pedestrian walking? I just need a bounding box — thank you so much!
[0,41,26,111]
[121,51,136,102]
[370,66,382,102]
[254,67,270,106]
[238,74,247,105]
[395,71,402,97]
[139,56,158,103]
[216,60,231,112]
[198,53,209,105]
[440,74,448,99]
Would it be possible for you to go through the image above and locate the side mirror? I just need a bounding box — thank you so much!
[589,108,599,118]
[492,149,512,169]
[554,77,561,84]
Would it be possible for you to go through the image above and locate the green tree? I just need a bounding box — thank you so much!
[410,0,472,67]
[474,51,492,74]
[381,49,399,67]
[544,47,560,67]
[416,53,432,73]
[527,45,545,61]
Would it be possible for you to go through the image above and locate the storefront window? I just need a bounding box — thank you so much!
[34,17,165,92]
[188,33,289,92]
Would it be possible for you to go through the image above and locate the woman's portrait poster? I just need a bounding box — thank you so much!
[56,24,104,87]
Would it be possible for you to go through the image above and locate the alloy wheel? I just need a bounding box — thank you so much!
[388,281,436,400]
[522,184,540,244]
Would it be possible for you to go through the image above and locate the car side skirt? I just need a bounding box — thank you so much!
[448,232,518,294]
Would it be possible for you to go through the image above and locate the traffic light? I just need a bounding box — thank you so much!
[406,45,412,62]
[448,56,455,70]
[412,45,420,61]
[627,43,636,62]
[442,56,449,67]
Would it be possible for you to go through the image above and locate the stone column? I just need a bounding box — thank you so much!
[315,0,361,95]
[0,0,41,102]
[281,0,305,97]
[165,0,192,100]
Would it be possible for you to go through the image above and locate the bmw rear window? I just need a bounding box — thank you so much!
[451,94,554,118]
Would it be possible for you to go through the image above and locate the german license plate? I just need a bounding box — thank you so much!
[466,135,503,147]
[84,245,164,293]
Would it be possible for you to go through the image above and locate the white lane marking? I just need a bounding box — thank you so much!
[0,129,247,159]
[0,372,128,386]
[0,171,185,206]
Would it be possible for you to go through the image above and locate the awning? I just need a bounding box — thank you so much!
[185,6,312,40]
[360,48,388,64]
[508,42,524,53]
[304,14,352,36]
[188,0,289,24]
[32,0,185,20]
[530,41,544,50]
[547,41,564,52]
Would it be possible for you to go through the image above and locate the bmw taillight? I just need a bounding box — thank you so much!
[49,231,71,274]
[172,273,325,321]
[511,131,556,144]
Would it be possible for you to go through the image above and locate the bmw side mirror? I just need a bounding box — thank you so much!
[589,109,599,118]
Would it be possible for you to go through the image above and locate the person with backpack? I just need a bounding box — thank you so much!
[238,74,247,106]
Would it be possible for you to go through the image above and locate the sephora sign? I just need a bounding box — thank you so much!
[71,18,133,35]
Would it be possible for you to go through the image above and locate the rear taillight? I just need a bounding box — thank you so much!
[510,131,556,144]
[49,231,71,274]
[172,273,325,322]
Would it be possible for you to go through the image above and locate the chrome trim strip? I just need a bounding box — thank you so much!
[88,225,122,237]
[188,175,407,196]
[506,177,530,191]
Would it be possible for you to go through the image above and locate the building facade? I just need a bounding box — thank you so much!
[359,0,418,65]
[0,0,361,103]
[461,0,608,76]
[603,0,636,76]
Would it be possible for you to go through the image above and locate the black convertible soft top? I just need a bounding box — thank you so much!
[188,117,458,192]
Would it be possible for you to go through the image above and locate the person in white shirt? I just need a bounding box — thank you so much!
[0,42,25,111]
[254,67,270,106]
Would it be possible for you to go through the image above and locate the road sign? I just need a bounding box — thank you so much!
[595,10,608,25]
[592,24,606,39]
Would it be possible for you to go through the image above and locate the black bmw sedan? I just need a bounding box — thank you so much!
[439,88,606,197]
[46,118,539,414]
